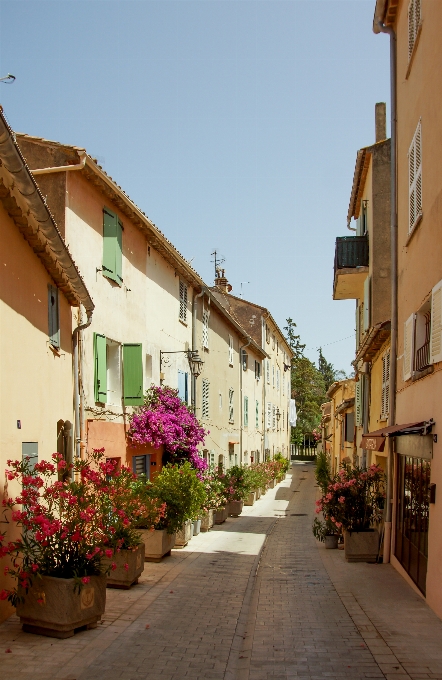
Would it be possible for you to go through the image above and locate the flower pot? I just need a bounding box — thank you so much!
[255,488,261,500]
[140,528,176,562]
[16,574,106,639]
[344,529,380,563]
[103,543,145,589]
[324,535,339,550]
[200,509,214,532]
[175,520,193,547]
[228,500,244,517]
[193,519,202,536]
[269,479,275,489]
[260,487,267,496]
[244,491,256,506]
[214,507,228,524]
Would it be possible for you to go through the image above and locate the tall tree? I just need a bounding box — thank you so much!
[317,348,336,392]
[283,318,305,359]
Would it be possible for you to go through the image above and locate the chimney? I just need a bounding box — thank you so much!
[214,268,232,294]
[375,102,387,143]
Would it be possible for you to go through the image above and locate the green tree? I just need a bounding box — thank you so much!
[317,347,336,392]
[290,355,326,445]
[283,318,305,359]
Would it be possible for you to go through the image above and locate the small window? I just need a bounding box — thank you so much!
[241,349,248,371]
[282,374,285,395]
[229,388,234,423]
[202,379,209,419]
[265,325,270,344]
[344,412,355,442]
[272,334,275,350]
[202,308,209,349]
[178,370,189,403]
[179,280,188,322]
[22,442,38,473]
[102,207,123,285]
[408,0,422,61]
[228,335,234,366]
[408,120,422,235]
[48,284,60,348]
[107,339,122,405]
[255,360,261,380]
[132,454,150,479]
[244,396,249,427]
[94,334,143,406]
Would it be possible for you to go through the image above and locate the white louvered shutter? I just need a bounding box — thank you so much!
[229,389,234,423]
[179,281,188,322]
[430,280,442,364]
[355,380,362,426]
[356,304,360,349]
[272,405,276,429]
[267,402,272,429]
[403,313,416,381]
[276,369,280,392]
[408,0,421,60]
[266,360,270,384]
[408,121,422,235]
[202,309,209,349]
[228,335,233,365]
[381,351,390,420]
[202,380,209,419]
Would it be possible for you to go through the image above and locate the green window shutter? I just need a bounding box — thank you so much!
[123,344,143,406]
[94,333,107,403]
[103,208,123,286]
[48,284,60,348]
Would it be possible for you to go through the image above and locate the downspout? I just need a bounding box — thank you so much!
[377,20,397,564]
[239,336,252,466]
[73,307,93,459]
[192,288,205,414]
[31,152,87,175]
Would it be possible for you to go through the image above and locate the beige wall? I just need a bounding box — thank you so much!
[328,380,355,474]
[0,202,75,622]
[262,317,292,458]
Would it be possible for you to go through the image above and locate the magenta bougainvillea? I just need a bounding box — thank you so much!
[128,385,208,471]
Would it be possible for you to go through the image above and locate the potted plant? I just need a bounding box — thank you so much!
[0,451,117,638]
[316,463,386,562]
[200,472,224,531]
[223,465,250,517]
[312,517,340,549]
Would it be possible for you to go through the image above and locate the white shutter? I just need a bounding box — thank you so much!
[430,280,442,364]
[179,281,188,322]
[229,388,234,423]
[408,120,422,235]
[381,350,390,420]
[272,405,276,429]
[202,380,209,419]
[267,402,272,429]
[228,335,233,365]
[363,276,371,332]
[202,309,209,349]
[408,0,421,60]
[355,380,362,426]
[403,313,416,381]
[276,369,280,392]
[266,360,270,384]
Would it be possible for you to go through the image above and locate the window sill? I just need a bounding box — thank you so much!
[405,213,423,247]
[412,365,434,382]
[178,318,188,327]
[49,343,61,356]
[405,22,422,80]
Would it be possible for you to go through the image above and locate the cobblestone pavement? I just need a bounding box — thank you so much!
[1,463,442,680]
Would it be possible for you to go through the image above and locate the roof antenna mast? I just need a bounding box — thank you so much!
[210,250,225,280]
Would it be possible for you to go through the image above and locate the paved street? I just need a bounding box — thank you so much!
[1,463,442,680]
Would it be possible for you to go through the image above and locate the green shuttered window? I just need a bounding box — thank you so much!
[103,207,123,285]
[94,333,107,403]
[123,344,143,406]
[48,284,60,348]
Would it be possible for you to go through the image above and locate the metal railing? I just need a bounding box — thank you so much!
[334,236,369,277]
[414,313,431,372]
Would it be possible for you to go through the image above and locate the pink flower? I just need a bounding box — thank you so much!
[81,577,90,584]
[111,562,117,571]
[105,549,113,559]
[123,563,129,571]
[338,496,345,504]
[0,590,8,600]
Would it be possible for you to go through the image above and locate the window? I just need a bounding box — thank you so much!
[219,391,223,411]
[202,379,209,419]
[241,349,248,371]
[256,400,259,429]
[272,334,275,350]
[94,334,143,405]
[267,402,272,429]
[355,379,362,426]
[408,120,422,235]
[244,396,249,427]
[265,324,270,344]
[272,405,276,429]
[272,365,275,388]
[344,412,355,442]
[202,308,209,349]
[276,369,280,392]
[228,335,234,365]
[266,360,270,384]
[179,280,188,322]
[381,351,390,420]
[276,341,279,355]
[255,360,261,380]
[210,451,215,468]
[102,207,123,285]
[408,0,422,61]
[48,284,60,348]
[229,389,234,423]
[22,442,38,473]
[132,454,150,479]
[229,443,234,462]
[178,370,189,403]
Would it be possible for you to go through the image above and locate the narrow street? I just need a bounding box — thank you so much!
[1,464,442,680]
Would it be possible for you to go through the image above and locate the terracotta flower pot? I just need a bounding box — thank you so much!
[200,509,214,532]
[228,500,244,517]
[16,574,106,639]
[344,529,380,563]
[324,535,339,550]
[175,520,193,547]
[103,543,145,589]
[139,528,176,562]
[214,507,228,524]
[244,491,256,506]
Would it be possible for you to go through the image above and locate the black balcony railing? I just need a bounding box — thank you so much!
[334,236,369,276]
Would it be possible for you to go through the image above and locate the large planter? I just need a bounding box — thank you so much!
[324,535,339,550]
[140,528,176,562]
[175,520,193,547]
[244,491,256,506]
[16,574,106,639]
[103,543,145,589]
[260,487,266,496]
[214,507,228,524]
[193,519,202,536]
[200,509,214,532]
[269,479,275,489]
[344,529,380,563]
[255,488,261,500]
[228,500,244,517]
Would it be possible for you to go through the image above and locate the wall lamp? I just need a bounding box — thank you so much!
[160,349,204,378]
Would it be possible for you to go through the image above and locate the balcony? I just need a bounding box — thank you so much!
[333,235,369,300]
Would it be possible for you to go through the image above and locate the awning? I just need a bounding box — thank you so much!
[360,419,435,451]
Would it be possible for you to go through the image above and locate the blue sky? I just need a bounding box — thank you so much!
[0,0,390,373]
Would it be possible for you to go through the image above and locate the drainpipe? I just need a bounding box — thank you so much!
[376,20,397,564]
[73,307,93,459]
[239,336,252,466]
[192,288,205,414]
[31,152,87,175]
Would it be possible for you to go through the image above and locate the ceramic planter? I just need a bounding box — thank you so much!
[244,491,256,506]
[16,574,106,639]
[324,535,339,550]
[200,509,214,532]
[139,528,176,562]
[193,519,202,536]
[214,507,228,524]
[103,543,145,589]
[228,500,244,517]
[344,529,380,563]
[175,520,193,547]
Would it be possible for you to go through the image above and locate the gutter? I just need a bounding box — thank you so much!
[192,288,205,414]
[31,152,87,175]
[239,336,252,465]
[375,19,397,564]
[73,309,94,459]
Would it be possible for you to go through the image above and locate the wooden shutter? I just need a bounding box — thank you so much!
[103,208,122,285]
[202,379,209,419]
[403,313,416,381]
[116,218,123,284]
[94,333,107,403]
[363,276,371,332]
[266,360,270,384]
[244,396,248,427]
[179,281,187,322]
[355,379,362,426]
[123,344,143,405]
[408,0,421,60]
[381,350,390,420]
[272,405,276,429]
[408,121,422,234]
[229,389,234,423]
[430,280,442,364]
[48,284,60,348]
[276,369,280,392]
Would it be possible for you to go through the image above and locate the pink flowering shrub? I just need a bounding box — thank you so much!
[128,385,208,471]
[315,463,386,533]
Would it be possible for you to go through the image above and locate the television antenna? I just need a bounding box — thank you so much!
[240,281,250,298]
[210,250,225,279]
